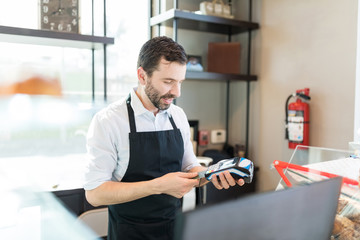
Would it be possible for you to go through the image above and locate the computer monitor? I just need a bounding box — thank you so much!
[175,177,342,240]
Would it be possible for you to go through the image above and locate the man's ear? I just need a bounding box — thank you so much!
[137,67,146,85]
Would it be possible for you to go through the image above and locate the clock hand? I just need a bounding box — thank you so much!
[51,0,64,16]
[51,10,59,16]
[58,7,65,15]
[52,0,64,15]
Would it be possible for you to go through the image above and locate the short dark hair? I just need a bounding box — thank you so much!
[137,36,187,77]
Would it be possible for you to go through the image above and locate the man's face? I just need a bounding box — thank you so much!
[144,59,186,110]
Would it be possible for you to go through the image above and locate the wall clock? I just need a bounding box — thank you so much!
[40,0,79,33]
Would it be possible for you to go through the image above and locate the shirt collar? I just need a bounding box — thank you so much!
[130,87,172,117]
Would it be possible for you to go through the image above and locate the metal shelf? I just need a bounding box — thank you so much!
[186,71,257,81]
[0,25,114,49]
[150,9,259,35]
[149,1,260,158]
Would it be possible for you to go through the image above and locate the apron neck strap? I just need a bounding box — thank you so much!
[168,115,178,130]
[126,94,137,132]
[126,93,179,132]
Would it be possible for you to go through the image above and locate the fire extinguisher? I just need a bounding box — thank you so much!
[285,88,311,149]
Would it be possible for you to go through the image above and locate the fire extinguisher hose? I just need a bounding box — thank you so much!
[285,94,295,140]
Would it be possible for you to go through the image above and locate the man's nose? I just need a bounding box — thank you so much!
[170,82,181,97]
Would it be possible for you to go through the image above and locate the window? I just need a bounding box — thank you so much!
[0,1,148,158]
[105,0,148,103]
[0,0,148,103]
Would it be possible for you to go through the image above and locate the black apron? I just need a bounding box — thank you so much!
[108,95,184,240]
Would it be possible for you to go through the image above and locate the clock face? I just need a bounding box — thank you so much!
[40,0,79,33]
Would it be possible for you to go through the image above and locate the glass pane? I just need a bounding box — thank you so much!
[274,145,357,189]
[0,182,99,239]
[272,145,360,239]
[105,0,148,103]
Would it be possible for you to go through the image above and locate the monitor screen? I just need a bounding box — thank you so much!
[175,177,342,240]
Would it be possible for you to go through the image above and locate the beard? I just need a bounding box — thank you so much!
[144,79,176,110]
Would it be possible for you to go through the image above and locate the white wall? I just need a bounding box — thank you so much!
[355,1,360,143]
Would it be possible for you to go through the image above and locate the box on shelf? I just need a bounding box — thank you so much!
[207,42,241,74]
[200,1,234,19]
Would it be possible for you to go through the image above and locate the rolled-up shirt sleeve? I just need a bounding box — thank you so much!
[84,113,118,190]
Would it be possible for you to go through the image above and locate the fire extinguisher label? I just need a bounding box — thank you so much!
[288,110,304,142]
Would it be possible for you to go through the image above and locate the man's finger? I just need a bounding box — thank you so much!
[211,175,223,190]
[237,179,245,186]
[218,172,229,189]
[224,171,236,187]
[181,171,199,178]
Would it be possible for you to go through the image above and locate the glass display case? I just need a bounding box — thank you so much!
[273,145,360,240]
[0,179,98,239]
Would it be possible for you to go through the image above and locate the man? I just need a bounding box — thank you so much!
[84,36,245,240]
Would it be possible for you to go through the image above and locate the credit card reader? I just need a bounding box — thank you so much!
[197,157,254,183]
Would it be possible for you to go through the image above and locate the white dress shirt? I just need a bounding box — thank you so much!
[84,88,200,190]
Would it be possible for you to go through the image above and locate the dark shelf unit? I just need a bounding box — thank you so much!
[186,71,257,81]
[150,8,259,35]
[149,0,259,159]
[0,25,114,49]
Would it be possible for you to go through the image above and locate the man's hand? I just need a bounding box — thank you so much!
[86,171,199,207]
[210,171,245,190]
[153,172,199,198]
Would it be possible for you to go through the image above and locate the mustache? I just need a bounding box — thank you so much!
[161,94,177,99]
